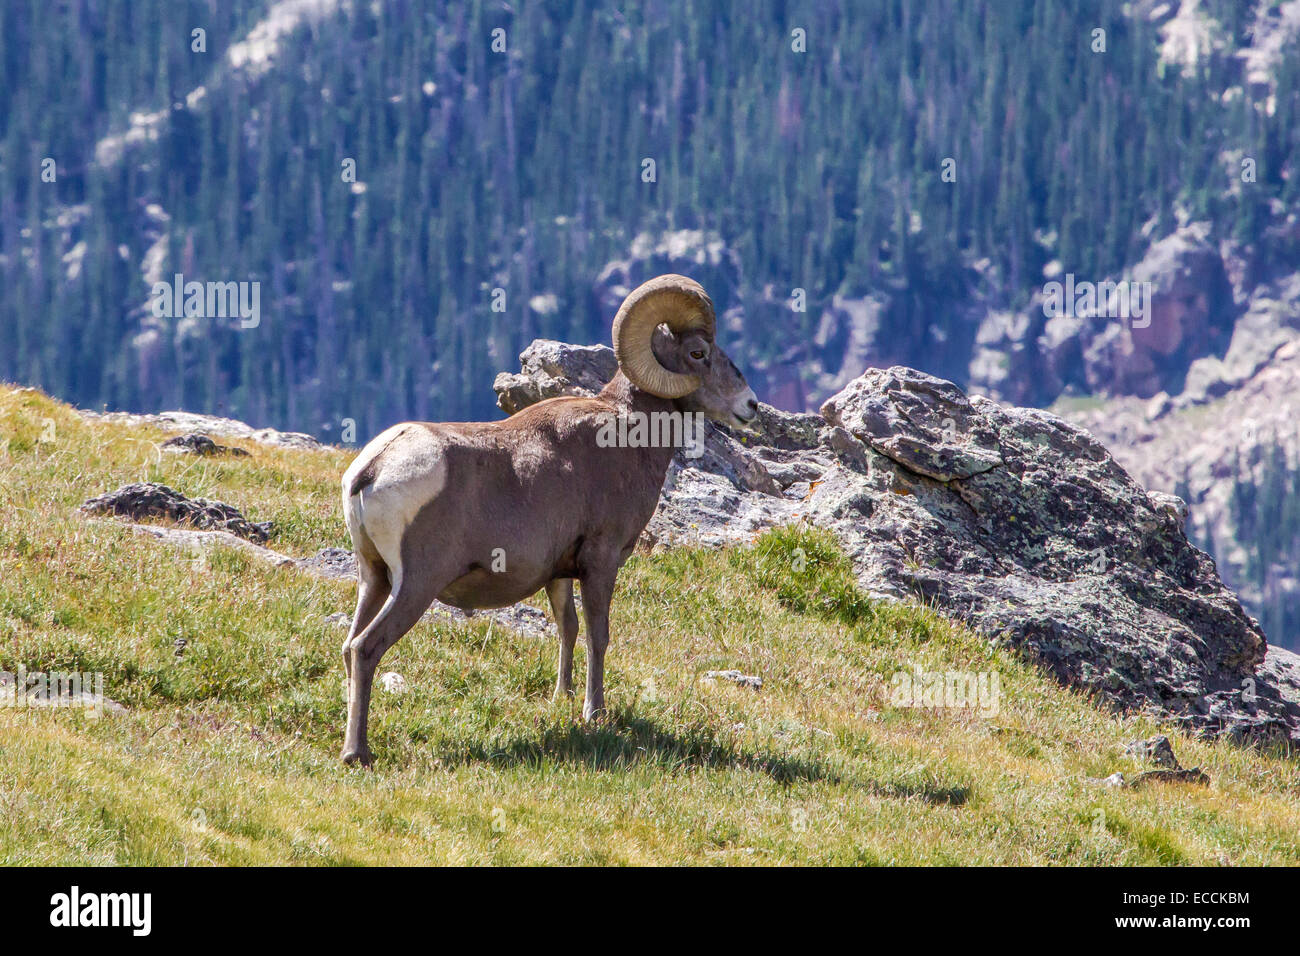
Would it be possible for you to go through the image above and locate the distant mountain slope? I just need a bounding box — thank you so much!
[2,0,1296,430]
[1061,333,1300,651]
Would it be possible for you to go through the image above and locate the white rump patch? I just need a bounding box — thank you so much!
[342,424,447,582]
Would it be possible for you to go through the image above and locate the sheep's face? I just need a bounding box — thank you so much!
[660,330,760,430]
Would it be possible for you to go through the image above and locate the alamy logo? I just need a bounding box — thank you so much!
[890,668,1001,717]
[1041,273,1152,329]
[0,667,108,718]
[151,272,261,328]
[595,410,706,459]
[49,886,151,936]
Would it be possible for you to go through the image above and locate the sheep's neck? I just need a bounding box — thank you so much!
[599,372,687,473]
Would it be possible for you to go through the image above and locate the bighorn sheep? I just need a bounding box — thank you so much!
[339,274,758,765]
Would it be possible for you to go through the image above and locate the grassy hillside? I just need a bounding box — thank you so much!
[1,383,1298,865]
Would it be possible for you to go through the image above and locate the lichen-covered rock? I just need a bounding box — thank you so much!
[1110,734,1210,787]
[820,368,1004,481]
[494,340,1300,745]
[160,433,250,456]
[1062,308,1300,661]
[296,547,357,580]
[1124,735,1180,768]
[78,409,321,449]
[493,339,618,415]
[79,481,274,543]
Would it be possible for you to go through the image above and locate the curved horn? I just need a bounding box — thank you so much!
[611,274,716,399]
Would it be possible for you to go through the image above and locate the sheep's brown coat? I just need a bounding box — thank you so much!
[338,275,757,765]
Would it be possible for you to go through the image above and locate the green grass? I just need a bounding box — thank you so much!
[1,383,1298,865]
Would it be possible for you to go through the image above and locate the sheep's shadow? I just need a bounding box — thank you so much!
[433,711,839,786]
[430,713,972,805]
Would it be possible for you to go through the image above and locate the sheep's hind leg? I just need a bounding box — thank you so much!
[341,569,444,767]
[343,554,391,686]
[546,579,578,700]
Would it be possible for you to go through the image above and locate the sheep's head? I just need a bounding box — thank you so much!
[612,274,759,430]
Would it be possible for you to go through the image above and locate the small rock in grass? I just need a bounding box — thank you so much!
[0,671,126,715]
[1090,772,1126,788]
[1128,767,1211,788]
[78,481,273,543]
[378,672,407,694]
[1092,733,1212,788]
[1123,734,1179,768]
[160,433,249,457]
[703,670,763,690]
[296,548,357,581]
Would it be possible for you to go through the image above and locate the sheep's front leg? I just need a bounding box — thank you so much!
[579,568,616,721]
[546,579,579,700]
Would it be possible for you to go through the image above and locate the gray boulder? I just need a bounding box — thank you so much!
[79,481,274,544]
[493,339,618,415]
[78,409,321,449]
[160,433,250,457]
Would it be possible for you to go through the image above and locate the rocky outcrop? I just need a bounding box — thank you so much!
[77,409,322,450]
[1079,222,1234,397]
[968,225,1300,658]
[79,482,274,543]
[496,338,1300,745]
[493,340,618,416]
[160,433,251,456]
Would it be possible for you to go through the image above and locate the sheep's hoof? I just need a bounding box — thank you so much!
[582,704,607,723]
[342,746,375,767]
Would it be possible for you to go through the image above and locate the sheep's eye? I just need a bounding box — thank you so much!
[690,349,706,360]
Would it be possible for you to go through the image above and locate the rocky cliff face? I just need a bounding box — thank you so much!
[496,339,1300,746]
[1059,333,1300,655]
